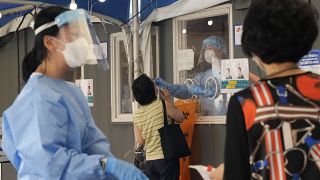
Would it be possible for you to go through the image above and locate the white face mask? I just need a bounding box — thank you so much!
[54,37,90,68]
[204,50,215,64]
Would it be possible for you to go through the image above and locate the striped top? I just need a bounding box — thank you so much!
[133,99,165,160]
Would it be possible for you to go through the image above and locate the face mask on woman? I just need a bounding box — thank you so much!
[54,37,90,68]
[204,49,220,64]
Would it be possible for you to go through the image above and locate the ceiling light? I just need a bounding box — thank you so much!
[208,20,213,26]
[99,0,106,2]
[182,29,187,34]
[70,0,77,10]
[0,12,2,19]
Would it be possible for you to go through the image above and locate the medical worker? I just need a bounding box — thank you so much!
[155,36,228,116]
[2,6,147,180]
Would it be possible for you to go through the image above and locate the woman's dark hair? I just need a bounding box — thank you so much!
[241,0,318,64]
[132,74,157,106]
[22,6,69,82]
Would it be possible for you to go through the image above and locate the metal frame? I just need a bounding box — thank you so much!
[151,26,160,78]
[111,28,160,123]
[172,3,234,124]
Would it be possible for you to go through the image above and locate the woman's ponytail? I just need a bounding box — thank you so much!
[22,49,40,82]
[22,6,69,82]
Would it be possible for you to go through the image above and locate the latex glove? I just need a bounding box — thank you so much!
[154,77,168,89]
[105,157,148,180]
[188,86,215,98]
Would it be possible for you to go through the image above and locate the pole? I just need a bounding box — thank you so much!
[132,0,140,79]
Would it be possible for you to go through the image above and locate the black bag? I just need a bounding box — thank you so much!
[158,100,191,159]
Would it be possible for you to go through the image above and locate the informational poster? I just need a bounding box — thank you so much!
[177,49,194,71]
[75,79,94,107]
[234,25,243,45]
[298,49,320,75]
[221,58,249,93]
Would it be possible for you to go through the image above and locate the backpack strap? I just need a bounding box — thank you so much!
[250,81,286,180]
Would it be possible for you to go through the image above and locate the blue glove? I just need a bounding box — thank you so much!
[154,77,168,89]
[188,85,215,98]
[105,157,148,180]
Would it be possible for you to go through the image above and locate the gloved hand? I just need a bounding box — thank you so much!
[105,157,148,180]
[188,85,206,96]
[204,89,216,98]
[188,85,216,98]
[154,77,168,89]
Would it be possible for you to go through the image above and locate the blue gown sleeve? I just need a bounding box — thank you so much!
[15,94,107,179]
[82,114,114,157]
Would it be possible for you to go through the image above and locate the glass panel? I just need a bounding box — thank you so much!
[119,40,132,113]
[177,15,231,116]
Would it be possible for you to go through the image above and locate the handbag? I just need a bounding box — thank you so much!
[158,100,191,159]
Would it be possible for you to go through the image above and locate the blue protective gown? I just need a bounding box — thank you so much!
[2,73,113,180]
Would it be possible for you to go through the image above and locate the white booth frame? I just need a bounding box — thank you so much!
[172,4,234,124]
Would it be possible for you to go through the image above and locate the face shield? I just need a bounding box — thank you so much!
[34,9,108,70]
[199,36,227,64]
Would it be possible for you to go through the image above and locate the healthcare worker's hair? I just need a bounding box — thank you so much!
[132,74,157,106]
[241,0,318,64]
[22,6,69,82]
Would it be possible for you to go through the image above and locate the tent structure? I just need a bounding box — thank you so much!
[0,0,182,30]
[0,0,228,94]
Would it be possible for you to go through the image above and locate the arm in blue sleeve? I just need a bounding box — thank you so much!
[82,115,114,157]
[154,77,213,99]
[22,97,107,180]
[2,115,20,169]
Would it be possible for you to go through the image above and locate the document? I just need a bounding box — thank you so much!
[189,165,215,180]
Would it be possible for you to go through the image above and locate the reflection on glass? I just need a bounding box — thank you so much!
[119,41,132,113]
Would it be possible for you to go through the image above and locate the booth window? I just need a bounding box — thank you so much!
[173,4,233,124]
[110,32,132,122]
[111,29,159,122]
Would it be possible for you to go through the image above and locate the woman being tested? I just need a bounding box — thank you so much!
[2,6,147,180]
[223,0,320,179]
[132,74,185,180]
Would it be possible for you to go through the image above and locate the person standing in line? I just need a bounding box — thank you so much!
[223,0,320,179]
[132,74,185,180]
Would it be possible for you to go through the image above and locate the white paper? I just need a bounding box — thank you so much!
[86,42,108,65]
[189,165,215,180]
[298,50,320,75]
[177,49,194,71]
[75,79,94,107]
[234,25,243,45]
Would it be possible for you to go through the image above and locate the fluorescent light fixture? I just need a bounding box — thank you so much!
[208,20,213,26]
[70,0,77,10]
[182,29,187,34]
[99,0,106,2]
